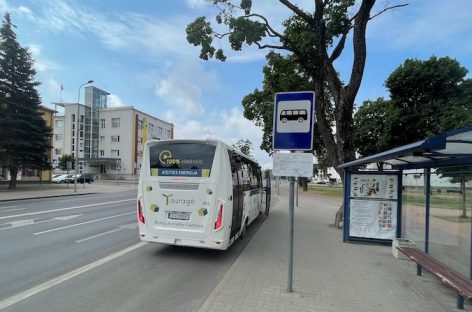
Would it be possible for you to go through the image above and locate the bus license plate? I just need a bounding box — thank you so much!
[167,211,190,220]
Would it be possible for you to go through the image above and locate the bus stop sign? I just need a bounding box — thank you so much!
[273,91,315,151]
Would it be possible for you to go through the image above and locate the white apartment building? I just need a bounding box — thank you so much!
[52,86,174,179]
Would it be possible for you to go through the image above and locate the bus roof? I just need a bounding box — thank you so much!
[146,139,260,166]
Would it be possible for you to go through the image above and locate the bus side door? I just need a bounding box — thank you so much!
[230,158,244,239]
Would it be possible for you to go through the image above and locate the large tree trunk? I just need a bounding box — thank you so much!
[8,167,17,190]
[311,0,375,229]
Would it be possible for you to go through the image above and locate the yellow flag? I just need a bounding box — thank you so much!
[142,118,147,143]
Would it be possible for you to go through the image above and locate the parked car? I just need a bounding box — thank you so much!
[77,173,95,184]
[63,174,77,183]
[52,174,71,183]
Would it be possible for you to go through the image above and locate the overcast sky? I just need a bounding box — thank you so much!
[1,0,472,168]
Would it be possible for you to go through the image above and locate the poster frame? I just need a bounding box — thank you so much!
[343,169,403,244]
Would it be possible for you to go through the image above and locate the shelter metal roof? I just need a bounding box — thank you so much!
[339,127,472,170]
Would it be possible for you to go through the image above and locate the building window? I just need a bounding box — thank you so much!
[148,123,154,134]
[55,120,63,128]
[111,164,121,170]
[72,114,75,122]
[112,118,120,128]
[111,150,120,157]
[100,150,104,157]
[54,148,62,156]
[100,136,105,143]
[101,119,105,128]
[158,127,163,136]
[166,129,171,138]
[138,137,142,144]
[111,135,120,143]
[138,151,143,158]
[55,134,63,141]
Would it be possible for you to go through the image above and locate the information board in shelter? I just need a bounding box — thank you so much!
[349,199,397,239]
[350,174,398,200]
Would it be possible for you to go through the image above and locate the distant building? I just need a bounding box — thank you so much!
[52,86,174,179]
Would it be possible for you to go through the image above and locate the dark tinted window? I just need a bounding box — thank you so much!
[149,143,216,177]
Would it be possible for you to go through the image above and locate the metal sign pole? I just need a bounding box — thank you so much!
[295,177,299,207]
[288,176,295,292]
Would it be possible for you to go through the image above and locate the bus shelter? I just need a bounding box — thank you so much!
[338,126,472,279]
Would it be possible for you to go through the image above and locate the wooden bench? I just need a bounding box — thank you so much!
[397,246,472,309]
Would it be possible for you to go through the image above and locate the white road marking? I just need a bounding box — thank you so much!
[0,208,25,213]
[54,215,83,221]
[0,199,134,221]
[10,219,35,227]
[0,206,18,210]
[0,215,83,231]
[75,223,138,243]
[0,242,147,311]
[34,212,135,235]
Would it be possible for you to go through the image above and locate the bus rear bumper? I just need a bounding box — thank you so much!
[139,234,229,250]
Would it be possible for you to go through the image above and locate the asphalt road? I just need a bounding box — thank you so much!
[0,192,265,312]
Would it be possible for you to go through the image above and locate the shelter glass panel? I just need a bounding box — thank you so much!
[401,171,426,250]
[428,169,471,276]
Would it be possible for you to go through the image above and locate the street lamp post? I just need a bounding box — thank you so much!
[74,80,94,192]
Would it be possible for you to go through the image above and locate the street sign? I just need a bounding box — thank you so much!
[273,153,313,177]
[273,91,315,151]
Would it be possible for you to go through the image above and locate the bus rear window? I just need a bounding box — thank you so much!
[149,143,216,177]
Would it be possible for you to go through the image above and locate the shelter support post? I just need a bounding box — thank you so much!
[470,195,472,280]
[458,295,464,310]
[397,170,403,238]
[424,168,431,254]
[342,170,350,242]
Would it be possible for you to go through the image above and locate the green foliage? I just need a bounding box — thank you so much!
[385,56,468,146]
[0,13,52,188]
[58,154,75,172]
[186,17,219,60]
[436,166,472,184]
[440,79,472,131]
[355,56,472,156]
[232,138,253,157]
[324,0,355,42]
[354,98,393,157]
[186,0,382,178]
[228,17,266,50]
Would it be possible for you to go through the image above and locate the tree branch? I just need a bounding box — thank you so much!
[370,3,409,20]
[345,0,376,104]
[329,32,347,62]
[255,42,287,50]
[247,13,286,39]
[278,0,314,24]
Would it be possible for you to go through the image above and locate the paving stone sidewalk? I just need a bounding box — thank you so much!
[199,183,470,312]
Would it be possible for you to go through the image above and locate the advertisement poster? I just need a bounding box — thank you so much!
[351,174,398,200]
[349,199,397,239]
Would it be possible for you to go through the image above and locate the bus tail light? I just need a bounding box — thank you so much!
[214,203,223,230]
[137,199,145,224]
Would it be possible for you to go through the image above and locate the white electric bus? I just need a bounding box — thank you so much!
[137,139,267,250]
